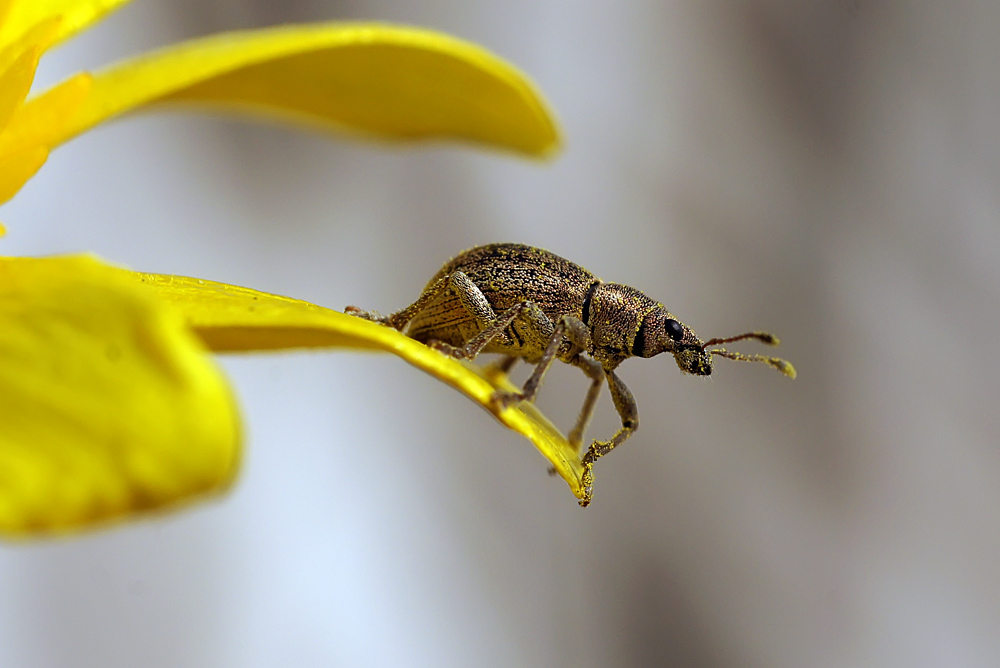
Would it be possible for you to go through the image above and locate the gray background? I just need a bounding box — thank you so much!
[3,1,1000,666]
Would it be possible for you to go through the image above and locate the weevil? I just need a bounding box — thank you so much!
[346,243,794,506]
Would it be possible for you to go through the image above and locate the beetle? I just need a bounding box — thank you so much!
[346,243,794,505]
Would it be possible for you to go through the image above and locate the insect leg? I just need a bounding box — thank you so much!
[489,355,519,375]
[454,301,546,357]
[579,369,638,507]
[346,270,502,337]
[567,353,604,450]
[489,310,587,413]
[427,273,539,359]
[344,274,452,330]
[591,369,638,459]
[446,271,499,332]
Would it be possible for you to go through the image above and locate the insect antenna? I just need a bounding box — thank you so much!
[702,331,779,347]
[702,331,797,379]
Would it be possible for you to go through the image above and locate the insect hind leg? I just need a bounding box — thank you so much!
[432,298,550,361]
[344,274,455,331]
[346,270,500,336]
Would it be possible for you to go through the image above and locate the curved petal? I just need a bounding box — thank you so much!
[51,23,561,157]
[0,41,45,131]
[0,0,130,49]
[0,72,90,156]
[0,144,46,204]
[0,256,240,537]
[0,16,59,85]
[131,272,586,501]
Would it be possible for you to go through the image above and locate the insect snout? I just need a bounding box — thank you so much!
[673,346,713,376]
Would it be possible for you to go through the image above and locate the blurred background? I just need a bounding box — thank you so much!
[3,0,1000,666]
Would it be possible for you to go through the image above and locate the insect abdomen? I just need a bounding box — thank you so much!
[406,243,598,347]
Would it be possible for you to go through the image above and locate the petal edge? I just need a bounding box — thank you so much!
[53,22,561,157]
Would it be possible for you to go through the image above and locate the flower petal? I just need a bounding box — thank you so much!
[0,144,46,204]
[0,72,90,157]
[0,256,240,537]
[0,16,59,84]
[0,41,44,132]
[52,23,561,157]
[131,272,586,501]
[0,0,130,49]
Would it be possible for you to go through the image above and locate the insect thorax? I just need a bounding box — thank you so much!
[586,283,662,367]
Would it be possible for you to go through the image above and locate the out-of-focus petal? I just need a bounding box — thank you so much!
[0,72,90,156]
[0,19,62,204]
[0,44,44,131]
[52,23,561,157]
[0,0,130,49]
[0,17,59,80]
[0,144,47,204]
[132,272,586,500]
[0,256,241,537]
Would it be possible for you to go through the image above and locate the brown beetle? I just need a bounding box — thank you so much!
[347,243,793,504]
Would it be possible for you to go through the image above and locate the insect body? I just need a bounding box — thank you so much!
[347,243,794,505]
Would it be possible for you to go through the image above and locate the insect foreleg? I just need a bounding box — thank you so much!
[594,369,638,458]
[578,370,638,506]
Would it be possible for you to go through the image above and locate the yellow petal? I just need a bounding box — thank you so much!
[130,272,586,501]
[0,16,59,83]
[0,256,240,537]
[53,23,561,157]
[0,42,44,132]
[0,144,47,204]
[0,72,90,158]
[0,0,12,33]
[0,0,130,49]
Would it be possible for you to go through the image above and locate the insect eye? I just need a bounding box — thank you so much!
[664,318,684,342]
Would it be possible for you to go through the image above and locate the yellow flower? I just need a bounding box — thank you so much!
[0,256,240,533]
[0,0,581,538]
[0,0,560,205]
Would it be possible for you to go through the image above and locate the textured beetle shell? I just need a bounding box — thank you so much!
[405,243,600,358]
[586,283,664,368]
